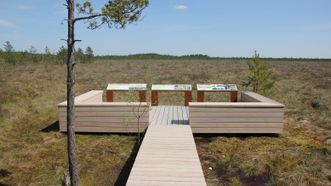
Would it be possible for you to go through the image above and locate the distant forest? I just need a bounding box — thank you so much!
[0,41,330,65]
[96,53,331,62]
[0,41,94,65]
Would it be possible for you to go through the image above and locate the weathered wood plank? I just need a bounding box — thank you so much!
[190,123,283,128]
[241,91,283,105]
[182,106,189,125]
[129,170,205,177]
[191,127,283,133]
[60,122,149,128]
[158,106,166,125]
[127,125,206,185]
[168,106,173,125]
[58,90,103,106]
[172,106,179,125]
[58,93,149,133]
[184,107,189,119]
[133,164,203,171]
[59,104,148,112]
[189,92,284,134]
[162,106,169,125]
[126,180,205,186]
[60,126,147,133]
[189,102,283,108]
[149,106,155,125]
[189,107,283,113]
[60,111,149,117]
[149,106,190,126]
[60,116,149,123]
[178,106,184,121]
[156,106,163,125]
[129,177,204,183]
[189,112,283,118]
[190,117,283,123]
[150,107,156,125]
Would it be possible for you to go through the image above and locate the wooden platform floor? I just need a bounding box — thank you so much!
[149,106,189,125]
[127,106,206,186]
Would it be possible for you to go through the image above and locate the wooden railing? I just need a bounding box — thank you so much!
[189,91,284,134]
[58,90,149,133]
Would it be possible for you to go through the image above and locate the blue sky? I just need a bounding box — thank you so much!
[0,0,331,58]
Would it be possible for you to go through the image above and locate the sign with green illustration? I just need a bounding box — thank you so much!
[107,83,147,90]
[152,84,192,91]
[197,84,238,91]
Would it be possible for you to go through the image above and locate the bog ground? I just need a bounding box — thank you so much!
[0,59,331,185]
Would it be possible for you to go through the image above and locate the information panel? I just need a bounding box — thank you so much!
[197,84,238,91]
[107,83,147,91]
[152,84,192,91]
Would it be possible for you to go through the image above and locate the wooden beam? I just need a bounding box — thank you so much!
[106,90,113,102]
[197,91,204,102]
[151,90,158,106]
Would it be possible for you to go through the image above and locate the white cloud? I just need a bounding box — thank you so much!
[17,5,33,10]
[175,5,188,10]
[0,19,14,28]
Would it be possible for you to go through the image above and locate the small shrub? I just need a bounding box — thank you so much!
[229,177,243,186]
[310,99,321,109]
[243,51,275,95]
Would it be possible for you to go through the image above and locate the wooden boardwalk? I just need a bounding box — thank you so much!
[127,106,206,186]
[149,106,189,125]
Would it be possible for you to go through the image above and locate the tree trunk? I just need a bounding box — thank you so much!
[66,0,80,185]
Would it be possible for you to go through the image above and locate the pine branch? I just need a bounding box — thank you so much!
[74,14,102,23]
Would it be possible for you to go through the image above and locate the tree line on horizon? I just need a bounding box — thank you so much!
[0,41,329,65]
[99,53,331,61]
[0,41,94,65]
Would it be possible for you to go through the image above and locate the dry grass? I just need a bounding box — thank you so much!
[0,59,331,185]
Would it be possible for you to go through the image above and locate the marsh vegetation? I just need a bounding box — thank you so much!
[0,59,331,185]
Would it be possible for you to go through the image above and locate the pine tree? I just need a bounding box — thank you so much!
[3,41,15,64]
[42,46,51,63]
[3,41,14,52]
[57,46,67,64]
[45,46,51,55]
[85,46,93,63]
[29,46,37,54]
[243,51,275,95]
[64,1,149,185]
[75,48,84,63]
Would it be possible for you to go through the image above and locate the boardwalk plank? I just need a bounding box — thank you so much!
[172,106,179,125]
[149,106,189,126]
[127,116,206,186]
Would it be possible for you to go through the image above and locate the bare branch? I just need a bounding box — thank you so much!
[74,14,102,23]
